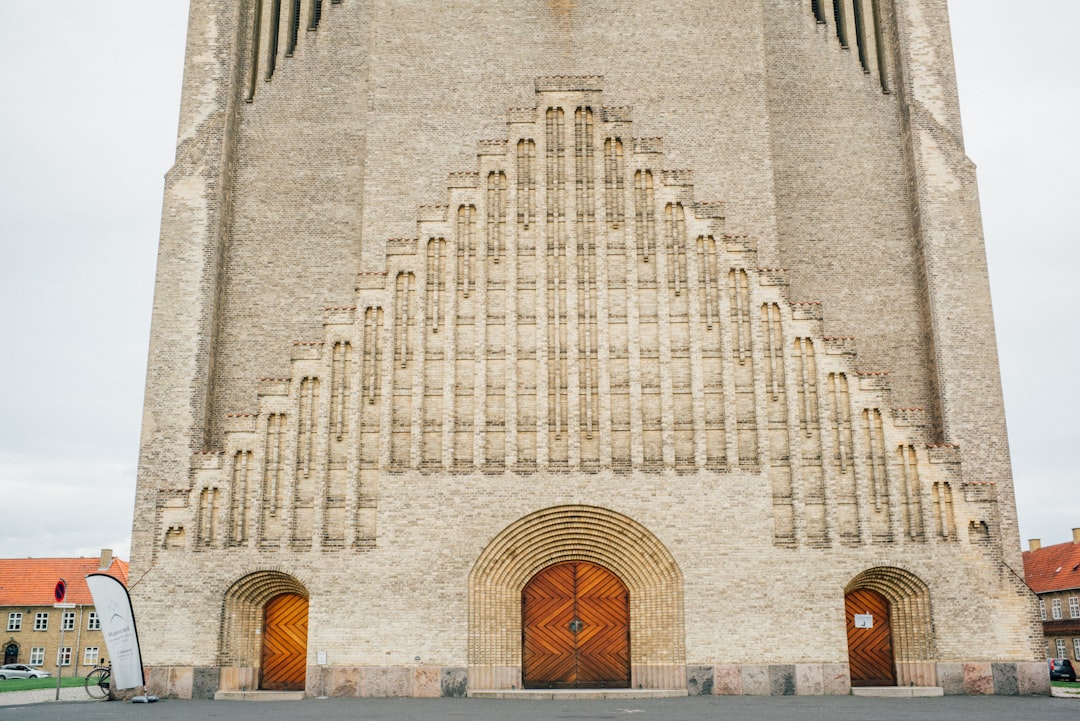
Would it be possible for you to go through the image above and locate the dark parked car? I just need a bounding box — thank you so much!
[1049,658,1077,682]
[0,664,51,680]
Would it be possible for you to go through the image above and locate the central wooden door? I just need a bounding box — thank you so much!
[845,588,896,687]
[261,593,309,691]
[522,562,630,689]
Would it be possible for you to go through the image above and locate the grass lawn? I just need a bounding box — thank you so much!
[0,676,86,693]
[1052,680,1080,688]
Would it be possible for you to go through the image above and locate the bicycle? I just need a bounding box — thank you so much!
[84,663,111,700]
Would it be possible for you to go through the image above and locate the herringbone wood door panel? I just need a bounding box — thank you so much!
[522,562,630,689]
[261,593,308,690]
[846,588,896,687]
[522,563,578,687]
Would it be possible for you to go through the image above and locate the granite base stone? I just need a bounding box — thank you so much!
[739,665,771,696]
[963,663,995,695]
[686,666,714,696]
[1017,661,1052,695]
[822,663,851,695]
[192,667,220,700]
[441,667,468,698]
[324,666,360,697]
[936,663,966,695]
[991,662,1019,696]
[796,663,824,696]
[713,665,743,695]
[769,665,796,696]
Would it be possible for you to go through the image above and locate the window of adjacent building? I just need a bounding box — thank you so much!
[56,647,71,666]
[34,613,49,631]
[1046,640,1053,658]
[1057,638,1068,658]
[83,647,99,666]
[1070,596,1080,619]
[1041,599,1048,621]
[87,612,101,631]
[61,611,75,631]
[29,647,44,666]
[1053,598,1064,620]
[1074,638,1080,661]
[7,613,21,632]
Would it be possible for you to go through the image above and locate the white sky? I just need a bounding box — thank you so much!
[0,2,1076,561]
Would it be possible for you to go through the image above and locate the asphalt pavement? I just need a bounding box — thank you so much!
[0,694,1078,721]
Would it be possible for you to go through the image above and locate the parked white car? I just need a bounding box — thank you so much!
[0,664,51,679]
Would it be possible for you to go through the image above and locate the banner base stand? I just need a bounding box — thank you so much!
[131,686,159,704]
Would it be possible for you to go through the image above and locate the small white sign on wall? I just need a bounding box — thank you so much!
[854,614,874,629]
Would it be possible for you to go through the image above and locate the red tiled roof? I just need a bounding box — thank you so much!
[0,556,129,606]
[1023,541,1080,594]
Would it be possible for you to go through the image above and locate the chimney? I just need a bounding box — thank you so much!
[1028,539,1041,552]
[1074,528,1080,544]
[98,548,113,571]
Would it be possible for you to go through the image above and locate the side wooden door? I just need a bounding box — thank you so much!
[261,593,309,691]
[522,562,630,689]
[845,588,896,687]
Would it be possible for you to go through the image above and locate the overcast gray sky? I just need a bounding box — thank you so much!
[0,2,1076,561]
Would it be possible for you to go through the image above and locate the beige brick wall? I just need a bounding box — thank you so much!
[131,0,1045,698]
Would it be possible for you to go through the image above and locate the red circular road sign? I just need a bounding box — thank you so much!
[54,579,66,604]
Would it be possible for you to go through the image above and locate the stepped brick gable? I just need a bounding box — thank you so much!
[132,0,1047,699]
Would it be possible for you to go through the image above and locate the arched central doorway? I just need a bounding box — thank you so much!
[845,588,896,687]
[4,643,18,665]
[522,562,630,689]
[260,593,309,691]
[468,505,686,691]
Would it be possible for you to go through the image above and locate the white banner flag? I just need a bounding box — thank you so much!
[86,573,145,690]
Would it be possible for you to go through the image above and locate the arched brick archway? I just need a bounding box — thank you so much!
[845,566,935,687]
[217,570,310,691]
[468,505,685,691]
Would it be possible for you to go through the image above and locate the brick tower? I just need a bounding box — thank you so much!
[132,0,1048,698]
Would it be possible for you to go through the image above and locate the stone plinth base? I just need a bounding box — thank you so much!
[143,661,1051,699]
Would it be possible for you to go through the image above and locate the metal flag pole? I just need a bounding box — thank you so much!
[54,624,63,701]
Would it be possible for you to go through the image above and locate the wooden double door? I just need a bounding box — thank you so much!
[261,593,309,691]
[522,562,631,689]
[845,588,896,687]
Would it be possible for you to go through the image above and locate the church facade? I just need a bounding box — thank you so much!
[132,0,1048,698]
